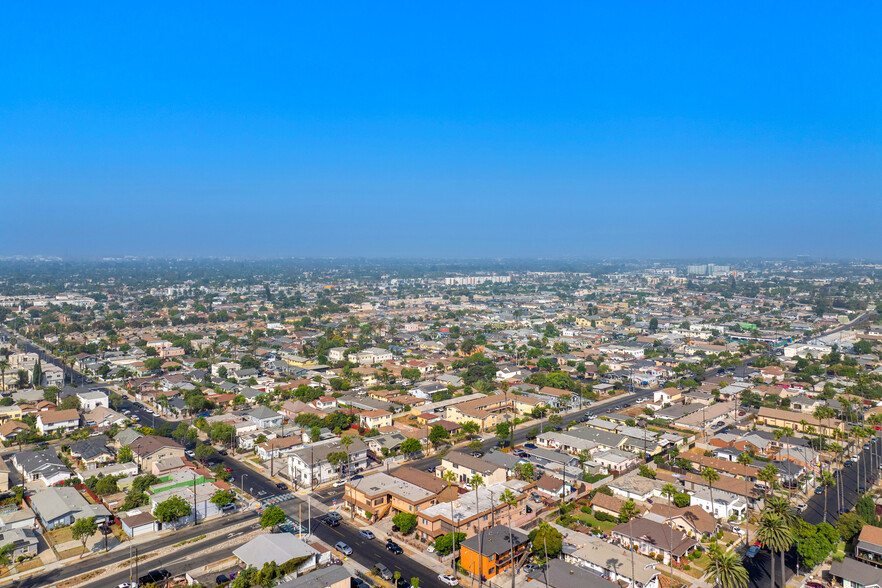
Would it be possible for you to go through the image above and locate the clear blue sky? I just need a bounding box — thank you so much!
[1,2,880,259]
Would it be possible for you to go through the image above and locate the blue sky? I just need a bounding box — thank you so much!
[1,2,880,259]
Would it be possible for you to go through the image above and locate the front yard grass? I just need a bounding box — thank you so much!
[577,512,617,533]
[46,526,75,546]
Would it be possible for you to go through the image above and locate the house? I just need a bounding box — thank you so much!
[119,511,157,537]
[756,406,845,437]
[830,557,882,588]
[84,406,127,429]
[29,486,112,529]
[257,435,302,461]
[359,409,393,430]
[689,488,747,521]
[566,539,661,588]
[0,405,23,423]
[855,525,882,568]
[76,390,110,411]
[592,449,640,474]
[460,525,530,580]
[416,480,531,542]
[12,449,72,486]
[280,566,351,588]
[611,516,697,564]
[344,472,446,521]
[36,409,81,434]
[354,347,394,365]
[590,493,636,519]
[536,474,572,499]
[0,420,30,442]
[439,452,507,487]
[69,436,114,469]
[648,503,717,538]
[115,428,144,448]
[149,479,224,527]
[288,437,368,488]
[0,528,39,559]
[608,470,667,502]
[527,559,620,588]
[128,435,185,472]
[246,406,283,429]
[233,533,320,571]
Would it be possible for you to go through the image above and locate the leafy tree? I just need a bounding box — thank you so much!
[529,521,563,558]
[154,495,192,523]
[495,421,511,440]
[429,424,450,447]
[400,437,422,458]
[433,532,466,555]
[59,396,81,410]
[143,357,163,371]
[194,443,216,462]
[94,475,119,495]
[71,517,98,556]
[132,474,159,493]
[638,465,656,479]
[649,318,659,332]
[837,512,865,543]
[210,489,237,507]
[260,505,287,531]
[856,494,879,526]
[392,512,417,534]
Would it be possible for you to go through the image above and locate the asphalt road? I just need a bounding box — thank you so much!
[280,500,448,588]
[18,511,259,588]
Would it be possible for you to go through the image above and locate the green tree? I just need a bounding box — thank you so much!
[528,521,563,558]
[211,489,237,507]
[429,424,450,448]
[703,542,749,588]
[701,467,720,518]
[194,443,216,462]
[117,446,134,463]
[400,437,422,458]
[154,495,193,524]
[260,505,287,531]
[837,512,865,543]
[94,476,119,495]
[71,517,98,556]
[433,531,466,556]
[495,421,511,440]
[392,512,417,534]
[756,513,793,588]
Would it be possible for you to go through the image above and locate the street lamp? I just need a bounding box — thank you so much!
[241,474,248,494]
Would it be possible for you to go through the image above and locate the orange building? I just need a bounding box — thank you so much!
[459,525,530,581]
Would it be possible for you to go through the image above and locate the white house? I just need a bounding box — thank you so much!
[354,347,393,365]
[36,409,81,434]
[77,390,110,411]
[288,437,368,488]
[691,488,747,520]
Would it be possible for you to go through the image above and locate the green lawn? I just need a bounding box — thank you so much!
[577,513,618,533]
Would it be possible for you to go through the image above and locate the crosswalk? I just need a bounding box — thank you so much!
[260,492,297,507]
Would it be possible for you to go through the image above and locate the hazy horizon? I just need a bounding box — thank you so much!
[2,3,880,259]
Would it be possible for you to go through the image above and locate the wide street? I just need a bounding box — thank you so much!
[17,511,259,588]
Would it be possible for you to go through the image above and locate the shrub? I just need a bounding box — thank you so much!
[593,511,617,523]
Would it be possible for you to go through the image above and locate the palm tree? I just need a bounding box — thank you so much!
[662,483,678,588]
[620,499,640,585]
[470,474,485,587]
[341,434,354,519]
[702,467,720,520]
[442,470,459,579]
[737,452,753,545]
[704,542,749,588]
[819,470,835,524]
[500,488,518,588]
[756,512,793,588]
[758,463,778,499]
[0,359,9,391]
[764,495,797,588]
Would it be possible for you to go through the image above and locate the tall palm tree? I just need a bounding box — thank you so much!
[662,483,678,588]
[442,470,459,579]
[819,470,835,524]
[758,463,778,499]
[470,474,485,586]
[500,488,518,588]
[704,542,749,588]
[764,495,797,588]
[756,512,793,588]
[737,452,753,546]
[620,499,640,585]
[0,359,8,392]
[702,467,720,520]
[341,435,354,519]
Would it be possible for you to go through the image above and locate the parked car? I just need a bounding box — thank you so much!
[359,529,375,540]
[326,511,342,522]
[322,516,340,527]
[438,573,459,586]
[386,540,403,554]
[745,545,760,558]
[805,582,824,588]
[351,578,370,588]
[523,563,541,573]
[335,541,352,555]
[814,486,824,494]
[524,443,537,449]
[373,563,393,580]
[333,479,346,487]
[221,503,236,514]
[275,482,287,490]
[185,450,196,458]
[396,577,410,588]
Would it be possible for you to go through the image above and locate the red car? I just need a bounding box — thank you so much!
[805,582,824,588]
[224,467,232,472]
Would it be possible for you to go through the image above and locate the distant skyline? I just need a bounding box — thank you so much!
[1,3,880,259]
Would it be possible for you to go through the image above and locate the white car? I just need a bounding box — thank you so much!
[333,479,346,487]
[438,574,459,586]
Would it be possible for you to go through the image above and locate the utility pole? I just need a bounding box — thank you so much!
[193,472,198,526]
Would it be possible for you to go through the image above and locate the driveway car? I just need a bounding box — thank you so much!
[438,574,459,586]
[185,450,196,458]
[351,579,369,588]
[523,563,541,573]
[335,541,352,555]
[373,563,393,580]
